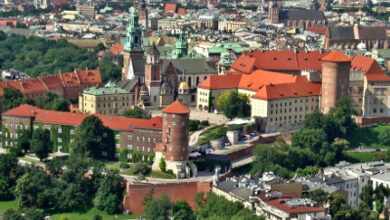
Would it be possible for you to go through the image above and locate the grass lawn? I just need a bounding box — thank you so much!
[346,124,390,149]
[50,208,142,220]
[105,163,121,170]
[19,156,40,164]
[120,170,176,179]
[0,200,18,213]
[346,152,377,163]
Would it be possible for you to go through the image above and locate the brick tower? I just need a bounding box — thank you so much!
[153,100,196,178]
[268,0,279,24]
[145,42,161,106]
[321,50,351,114]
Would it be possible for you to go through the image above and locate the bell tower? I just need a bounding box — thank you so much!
[122,7,144,80]
[268,1,279,24]
[145,42,161,106]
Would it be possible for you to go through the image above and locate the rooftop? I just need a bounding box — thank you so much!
[162,100,190,114]
[321,50,351,63]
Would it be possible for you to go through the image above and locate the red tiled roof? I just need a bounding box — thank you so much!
[164,4,177,14]
[109,42,123,55]
[231,50,331,73]
[238,70,304,92]
[266,198,325,214]
[3,104,163,131]
[306,26,326,34]
[351,55,390,82]
[198,72,242,90]
[178,8,186,15]
[0,69,101,97]
[162,101,190,114]
[252,78,321,100]
[322,50,351,62]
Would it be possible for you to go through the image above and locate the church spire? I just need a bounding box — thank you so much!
[124,7,143,52]
[171,28,188,59]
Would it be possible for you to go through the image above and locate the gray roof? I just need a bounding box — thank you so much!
[371,172,390,182]
[279,10,325,21]
[328,27,354,40]
[116,78,138,92]
[162,58,217,75]
[130,57,146,76]
[216,179,253,201]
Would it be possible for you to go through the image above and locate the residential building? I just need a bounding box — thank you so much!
[78,81,133,116]
[2,104,163,162]
[218,19,247,32]
[76,2,96,19]
[213,174,330,220]
[371,173,390,190]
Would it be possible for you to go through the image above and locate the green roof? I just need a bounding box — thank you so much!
[83,84,129,96]
[208,43,249,54]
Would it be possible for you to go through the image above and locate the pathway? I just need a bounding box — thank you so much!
[347,147,386,153]
[122,171,214,184]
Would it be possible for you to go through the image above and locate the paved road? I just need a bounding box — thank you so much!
[189,126,211,147]
[347,147,386,152]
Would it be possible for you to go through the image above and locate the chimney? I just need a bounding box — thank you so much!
[86,66,88,76]
[74,68,77,74]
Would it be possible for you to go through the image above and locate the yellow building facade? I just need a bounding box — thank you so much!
[79,82,133,116]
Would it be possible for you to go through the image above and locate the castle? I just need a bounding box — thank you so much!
[118,7,217,109]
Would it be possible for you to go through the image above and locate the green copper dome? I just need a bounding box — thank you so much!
[124,8,143,52]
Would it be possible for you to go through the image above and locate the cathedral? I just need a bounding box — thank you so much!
[118,7,218,109]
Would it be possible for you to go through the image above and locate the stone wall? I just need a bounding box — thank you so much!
[123,181,211,214]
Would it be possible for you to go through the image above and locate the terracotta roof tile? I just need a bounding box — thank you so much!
[3,104,162,131]
[231,50,330,73]
[351,55,390,82]
[162,100,190,114]
[266,198,325,214]
[164,3,177,14]
[238,69,305,92]
[109,42,123,55]
[197,72,242,90]
[178,8,186,15]
[321,50,351,62]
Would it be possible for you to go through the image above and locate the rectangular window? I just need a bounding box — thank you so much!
[148,147,150,152]
[128,144,132,150]
[58,138,62,143]
[116,143,120,148]
[58,128,62,133]
[128,135,132,140]
[70,129,74,134]
[148,138,150,142]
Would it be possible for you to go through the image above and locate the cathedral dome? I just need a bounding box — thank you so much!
[178,81,190,90]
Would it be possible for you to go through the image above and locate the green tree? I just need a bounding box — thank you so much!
[159,157,166,172]
[71,115,115,159]
[216,91,231,111]
[329,193,348,217]
[31,128,52,161]
[291,129,327,153]
[51,98,69,111]
[217,92,250,119]
[379,127,390,145]
[94,169,125,211]
[305,189,329,207]
[104,194,123,214]
[2,87,23,111]
[15,129,32,156]
[121,107,151,119]
[145,194,172,220]
[142,188,155,208]
[24,209,45,220]
[328,97,357,135]
[172,200,195,220]
[92,214,103,220]
[98,57,122,83]
[360,185,374,209]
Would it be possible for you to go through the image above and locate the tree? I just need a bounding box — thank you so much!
[217,92,250,119]
[329,193,348,217]
[145,194,172,220]
[121,107,151,119]
[131,162,151,176]
[360,185,374,209]
[71,115,115,159]
[92,214,103,220]
[104,194,123,214]
[15,129,32,156]
[172,200,195,220]
[291,129,327,153]
[31,128,52,161]
[51,98,69,111]
[379,127,390,145]
[2,87,23,111]
[216,91,231,111]
[305,189,329,207]
[159,157,166,172]
[328,97,357,135]
[94,169,125,211]
[99,57,122,83]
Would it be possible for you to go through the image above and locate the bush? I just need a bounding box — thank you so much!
[201,120,209,126]
[165,169,175,177]
[92,214,103,220]
[159,157,166,172]
[120,162,130,169]
[189,120,202,132]
[131,162,151,176]
[104,194,123,214]
[119,149,130,162]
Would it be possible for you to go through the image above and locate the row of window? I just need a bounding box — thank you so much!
[270,98,318,108]
[374,88,387,96]
[4,124,28,130]
[199,91,208,96]
[269,114,303,122]
[199,98,208,103]
[126,144,155,153]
